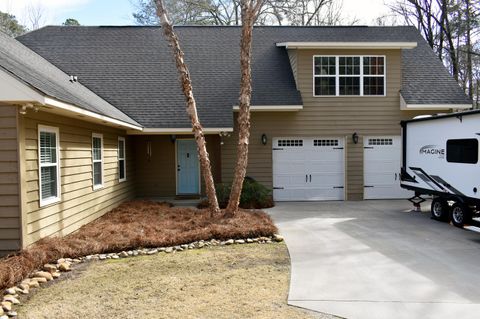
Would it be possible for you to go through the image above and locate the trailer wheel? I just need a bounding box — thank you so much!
[431,198,449,222]
[450,202,472,228]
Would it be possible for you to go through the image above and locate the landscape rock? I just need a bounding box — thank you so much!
[2,290,14,297]
[235,239,245,244]
[119,251,129,258]
[43,264,57,273]
[247,238,253,243]
[225,239,234,245]
[1,302,11,312]
[0,306,3,315]
[147,249,158,255]
[18,284,29,291]
[51,272,61,279]
[165,247,173,253]
[32,277,47,283]
[2,296,19,305]
[111,255,119,259]
[6,311,16,317]
[0,315,6,319]
[28,281,39,288]
[58,262,71,272]
[273,234,284,242]
[33,271,53,281]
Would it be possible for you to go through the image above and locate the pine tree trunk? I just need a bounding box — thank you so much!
[155,0,220,215]
[225,0,263,215]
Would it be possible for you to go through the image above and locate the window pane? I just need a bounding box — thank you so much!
[363,56,385,75]
[314,77,336,95]
[314,56,336,75]
[339,77,360,95]
[364,77,385,95]
[119,159,125,179]
[447,139,478,164]
[93,162,102,185]
[118,140,125,158]
[93,137,102,160]
[40,132,56,164]
[339,56,360,75]
[41,166,57,199]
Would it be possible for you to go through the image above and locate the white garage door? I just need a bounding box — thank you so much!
[364,136,412,199]
[273,137,345,201]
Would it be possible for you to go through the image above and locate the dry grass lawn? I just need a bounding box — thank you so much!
[16,243,329,319]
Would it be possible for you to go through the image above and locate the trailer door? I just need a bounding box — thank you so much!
[364,136,412,199]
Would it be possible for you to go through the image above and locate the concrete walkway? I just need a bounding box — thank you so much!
[268,200,480,319]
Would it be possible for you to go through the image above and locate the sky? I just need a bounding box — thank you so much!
[0,0,394,28]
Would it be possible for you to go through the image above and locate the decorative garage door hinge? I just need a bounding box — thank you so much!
[364,146,374,149]
[273,187,284,189]
[364,185,374,188]
[333,186,344,189]
[272,148,284,151]
[333,147,344,149]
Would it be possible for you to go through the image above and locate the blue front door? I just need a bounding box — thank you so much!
[177,139,200,194]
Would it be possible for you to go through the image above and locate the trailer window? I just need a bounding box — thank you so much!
[446,139,478,164]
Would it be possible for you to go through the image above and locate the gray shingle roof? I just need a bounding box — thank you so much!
[16,25,470,129]
[0,31,140,127]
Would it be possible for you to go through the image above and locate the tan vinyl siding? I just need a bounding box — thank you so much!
[135,135,221,198]
[19,111,136,247]
[0,105,21,256]
[222,49,436,200]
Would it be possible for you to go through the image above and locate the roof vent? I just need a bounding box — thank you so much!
[69,75,78,83]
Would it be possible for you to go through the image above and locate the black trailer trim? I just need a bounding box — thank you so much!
[400,109,480,125]
[401,184,480,206]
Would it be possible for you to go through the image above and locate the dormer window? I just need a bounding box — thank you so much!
[313,55,385,96]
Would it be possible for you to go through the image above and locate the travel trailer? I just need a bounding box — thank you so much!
[400,110,480,227]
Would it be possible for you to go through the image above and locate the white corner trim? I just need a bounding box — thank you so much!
[276,42,418,50]
[127,127,234,135]
[43,97,143,131]
[232,105,303,112]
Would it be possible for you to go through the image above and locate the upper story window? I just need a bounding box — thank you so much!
[38,125,61,207]
[313,55,385,97]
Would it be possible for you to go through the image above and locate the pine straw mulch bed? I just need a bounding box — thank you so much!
[0,200,277,293]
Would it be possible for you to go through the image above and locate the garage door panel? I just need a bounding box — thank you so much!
[364,136,412,199]
[273,137,344,201]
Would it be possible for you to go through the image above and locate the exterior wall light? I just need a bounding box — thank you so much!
[170,134,176,143]
[261,133,268,145]
[352,132,359,144]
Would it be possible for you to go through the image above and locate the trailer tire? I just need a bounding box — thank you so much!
[431,198,449,222]
[450,202,472,228]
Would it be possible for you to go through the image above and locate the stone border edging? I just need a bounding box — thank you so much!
[1,234,284,319]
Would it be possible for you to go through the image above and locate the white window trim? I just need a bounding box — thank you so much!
[38,125,61,207]
[313,55,387,97]
[118,137,127,182]
[92,133,104,190]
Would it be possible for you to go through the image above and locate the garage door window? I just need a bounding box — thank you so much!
[278,139,303,147]
[314,139,339,146]
[446,139,478,164]
[368,138,393,146]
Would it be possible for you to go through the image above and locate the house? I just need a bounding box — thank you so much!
[0,25,470,255]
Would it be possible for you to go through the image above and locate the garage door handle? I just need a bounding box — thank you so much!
[395,173,397,180]
[309,174,312,182]
[306,174,308,182]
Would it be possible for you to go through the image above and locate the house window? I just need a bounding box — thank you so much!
[38,125,60,206]
[313,55,385,96]
[92,133,103,189]
[118,137,126,182]
[446,139,478,164]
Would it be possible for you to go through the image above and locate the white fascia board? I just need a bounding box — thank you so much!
[276,42,418,50]
[400,94,471,110]
[128,127,234,135]
[43,97,143,131]
[232,105,303,112]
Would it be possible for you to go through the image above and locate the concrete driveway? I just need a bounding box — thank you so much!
[268,200,480,319]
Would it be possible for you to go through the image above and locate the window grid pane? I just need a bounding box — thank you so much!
[93,137,102,161]
[339,77,360,95]
[41,165,57,199]
[93,162,102,185]
[314,56,336,75]
[119,160,125,179]
[315,77,336,96]
[40,132,57,164]
[118,140,125,159]
[364,77,385,95]
[339,56,360,75]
